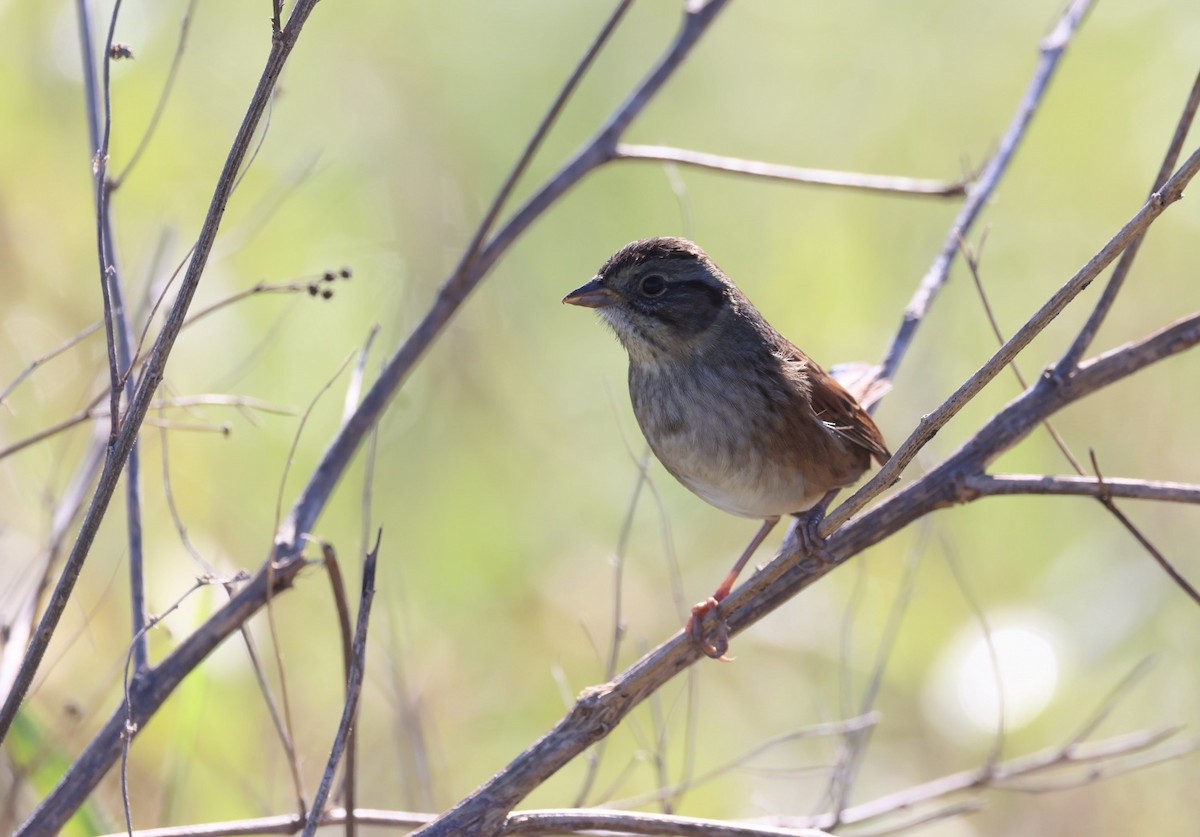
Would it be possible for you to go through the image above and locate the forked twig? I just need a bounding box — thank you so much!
[825,144,1200,534]
[303,534,380,837]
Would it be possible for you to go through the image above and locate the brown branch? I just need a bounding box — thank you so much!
[804,727,1188,831]
[303,535,379,837]
[319,543,358,836]
[826,145,1200,535]
[1087,451,1200,606]
[613,144,968,196]
[964,473,1200,505]
[503,810,834,836]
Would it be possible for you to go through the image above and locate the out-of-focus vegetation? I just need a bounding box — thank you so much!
[1,2,1198,834]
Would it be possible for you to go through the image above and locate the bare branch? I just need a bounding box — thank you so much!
[504,809,834,836]
[614,144,968,196]
[304,535,379,837]
[1056,68,1200,372]
[827,147,1200,534]
[0,323,102,408]
[111,0,200,187]
[812,726,1189,830]
[964,473,1200,505]
[878,0,1094,383]
[17,555,306,835]
[279,2,731,557]
[1087,450,1200,606]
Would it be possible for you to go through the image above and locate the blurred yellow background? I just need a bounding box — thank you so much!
[1,1,1198,834]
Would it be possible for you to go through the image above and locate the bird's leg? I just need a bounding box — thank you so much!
[793,489,840,559]
[688,516,780,658]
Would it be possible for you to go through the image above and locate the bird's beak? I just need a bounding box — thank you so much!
[562,277,619,308]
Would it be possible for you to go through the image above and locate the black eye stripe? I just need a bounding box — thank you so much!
[676,278,725,306]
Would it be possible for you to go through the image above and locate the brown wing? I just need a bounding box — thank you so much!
[778,341,891,466]
[807,363,891,465]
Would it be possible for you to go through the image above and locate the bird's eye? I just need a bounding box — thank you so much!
[640,274,667,298]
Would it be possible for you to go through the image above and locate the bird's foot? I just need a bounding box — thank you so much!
[794,506,834,564]
[687,597,732,660]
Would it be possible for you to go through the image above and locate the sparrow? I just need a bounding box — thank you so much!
[564,237,890,657]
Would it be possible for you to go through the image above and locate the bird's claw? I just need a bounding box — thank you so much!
[687,597,733,660]
[795,508,834,563]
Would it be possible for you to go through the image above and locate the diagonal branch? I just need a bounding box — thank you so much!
[825,144,1200,535]
[878,0,1095,383]
[279,0,731,561]
[1055,68,1200,373]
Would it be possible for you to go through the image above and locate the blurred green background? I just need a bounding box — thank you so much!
[2,1,1199,834]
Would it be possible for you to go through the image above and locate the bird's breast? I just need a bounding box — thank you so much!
[628,359,857,519]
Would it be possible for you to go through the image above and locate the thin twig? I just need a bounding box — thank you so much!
[158,394,216,574]
[0,322,103,408]
[609,715,879,811]
[77,0,151,676]
[847,800,986,837]
[1056,68,1200,372]
[820,727,1187,830]
[1066,657,1157,747]
[878,0,1094,383]
[112,0,200,187]
[615,144,970,196]
[824,529,927,819]
[963,473,1200,504]
[0,394,296,462]
[958,233,1086,473]
[1088,450,1200,605]
[320,543,358,837]
[505,809,835,836]
[573,449,650,807]
[303,533,380,837]
[825,145,1200,535]
[268,354,363,816]
[0,276,322,459]
[119,578,212,834]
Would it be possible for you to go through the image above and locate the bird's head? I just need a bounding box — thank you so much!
[563,237,744,364]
